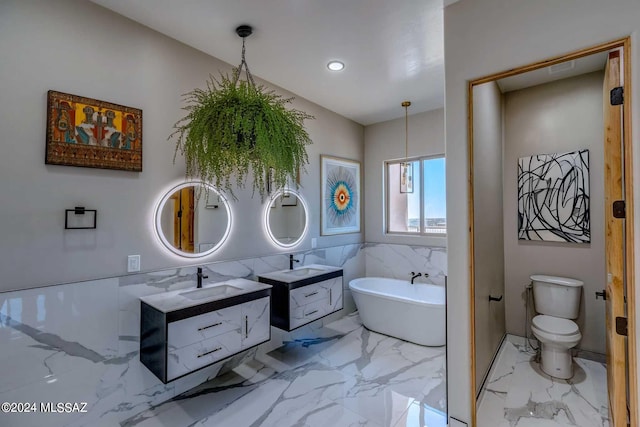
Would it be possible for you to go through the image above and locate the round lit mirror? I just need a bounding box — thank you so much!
[155,182,231,258]
[264,189,308,248]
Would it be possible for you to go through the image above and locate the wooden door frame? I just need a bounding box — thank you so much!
[467,37,636,426]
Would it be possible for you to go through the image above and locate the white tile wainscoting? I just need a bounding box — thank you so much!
[0,243,446,426]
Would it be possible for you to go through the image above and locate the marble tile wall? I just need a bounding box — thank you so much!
[364,243,448,286]
[0,242,446,426]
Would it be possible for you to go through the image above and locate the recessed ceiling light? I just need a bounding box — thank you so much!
[327,61,345,71]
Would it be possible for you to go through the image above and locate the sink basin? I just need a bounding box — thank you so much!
[180,285,243,300]
[284,267,325,277]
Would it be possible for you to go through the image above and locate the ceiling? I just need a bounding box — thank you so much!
[497,51,608,93]
[90,0,444,126]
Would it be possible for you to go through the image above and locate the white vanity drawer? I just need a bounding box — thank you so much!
[241,297,270,349]
[167,329,242,381]
[168,305,241,349]
[290,282,328,308]
[290,298,329,329]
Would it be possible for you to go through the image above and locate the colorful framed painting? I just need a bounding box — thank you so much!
[321,155,361,235]
[46,90,143,172]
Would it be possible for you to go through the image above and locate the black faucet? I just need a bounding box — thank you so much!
[289,254,300,270]
[197,267,208,288]
[410,272,422,284]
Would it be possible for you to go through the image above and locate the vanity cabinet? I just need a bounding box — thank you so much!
[140,285,270,383]
[258,267,343,331]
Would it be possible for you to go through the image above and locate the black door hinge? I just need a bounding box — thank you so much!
[616,316,628,336]
[613,200,626,219]
[611,86,624,105]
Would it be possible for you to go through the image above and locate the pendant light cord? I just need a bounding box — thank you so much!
[234,36,257,88]
[402,101,411,160]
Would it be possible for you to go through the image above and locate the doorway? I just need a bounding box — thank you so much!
[467,38,636,426]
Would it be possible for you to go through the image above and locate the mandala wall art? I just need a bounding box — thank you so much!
[517,149,590,243]
[321,155,361,235]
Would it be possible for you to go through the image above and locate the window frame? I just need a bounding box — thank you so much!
[384,154,446,237]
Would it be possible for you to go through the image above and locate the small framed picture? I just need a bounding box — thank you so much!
[400,162,413,193]
[280,192,298,207]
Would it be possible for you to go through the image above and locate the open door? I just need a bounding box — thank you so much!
[603,48,628,427]
[171,187,195,253]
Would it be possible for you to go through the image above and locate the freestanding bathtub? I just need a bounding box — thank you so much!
[349,277,445,346]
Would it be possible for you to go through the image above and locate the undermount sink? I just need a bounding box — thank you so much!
[180,285,243,300]
[283,267,326,277]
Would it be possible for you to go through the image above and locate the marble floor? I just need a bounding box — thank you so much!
[122,313,447,427]
[477,337,609,427]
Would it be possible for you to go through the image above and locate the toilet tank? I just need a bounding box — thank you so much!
[531,275,583,319]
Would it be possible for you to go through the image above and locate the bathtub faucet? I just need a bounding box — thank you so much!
[410,272,422,284]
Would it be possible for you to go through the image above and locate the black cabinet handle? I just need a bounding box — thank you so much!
[488,295,503,302]
[304,291,318,298]
[197,347,222,358]
[198,322,222,331]
[306,310,318,317]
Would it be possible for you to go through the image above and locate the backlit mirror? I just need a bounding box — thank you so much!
[155,182,231,258]
[264,189,308,248]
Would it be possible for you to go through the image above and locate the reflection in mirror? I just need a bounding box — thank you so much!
[264,189,308,248]
[155,182,231,258]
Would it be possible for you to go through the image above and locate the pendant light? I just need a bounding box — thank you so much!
[400,101,413,194]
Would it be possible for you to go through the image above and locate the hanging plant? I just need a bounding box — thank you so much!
[170,25,313,200]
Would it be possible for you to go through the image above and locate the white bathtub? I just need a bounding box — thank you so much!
[349,277,446,346]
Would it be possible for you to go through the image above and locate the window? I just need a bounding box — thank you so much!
[385,156,446,235]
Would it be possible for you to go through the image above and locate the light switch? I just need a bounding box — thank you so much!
[128,255,140,272]
[311,238,317,249]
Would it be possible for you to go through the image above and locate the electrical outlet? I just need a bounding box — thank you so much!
[127,255,140,273]
[311,238,317,249]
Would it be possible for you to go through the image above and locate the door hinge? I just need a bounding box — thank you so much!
[616,316,628,336]
[611,86,624,105]
[613,200,626,219]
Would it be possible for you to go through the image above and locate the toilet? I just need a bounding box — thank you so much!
[530,274,583,379]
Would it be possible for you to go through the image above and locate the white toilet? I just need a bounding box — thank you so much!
[530,274,583,379]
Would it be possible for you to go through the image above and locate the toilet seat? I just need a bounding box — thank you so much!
[532,315,578,336]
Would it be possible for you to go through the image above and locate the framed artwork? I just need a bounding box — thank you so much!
[517,149,590,243]
[46,90,142,172]
[400,162,413,193]
[321,155,361,235]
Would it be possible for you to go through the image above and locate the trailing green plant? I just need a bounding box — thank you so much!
[170,68,313,200]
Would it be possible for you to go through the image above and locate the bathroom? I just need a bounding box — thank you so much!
[3,1,640,427]
[0,1,447,426]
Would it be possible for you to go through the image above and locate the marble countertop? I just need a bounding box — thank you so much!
[140,278,271,313]
[257,264,342,284]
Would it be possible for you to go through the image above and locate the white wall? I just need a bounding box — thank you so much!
[364,109,446,246]
[445,0,640,424]
[503,72,606,354]
[0,0,364,292]
[472,81,505,392]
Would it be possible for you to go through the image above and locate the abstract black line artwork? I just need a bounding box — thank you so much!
[518,149,590,243]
